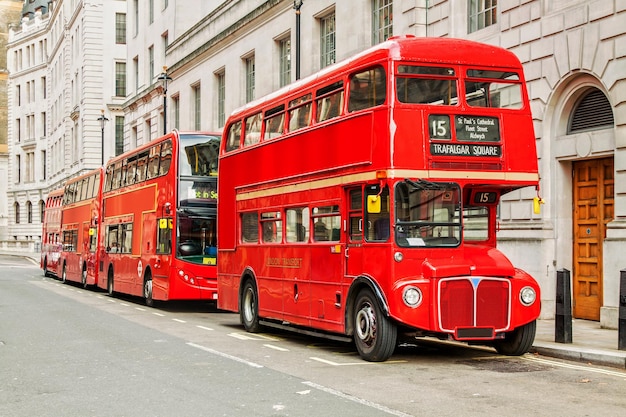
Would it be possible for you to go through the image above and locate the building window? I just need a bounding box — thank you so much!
[372,0,393,44]
[468,0,497,33]
[115,116,124,155]
[279,37,291,87]
[25,152,34,182]
[15,154,20,183]
[148,45,154,82]
[39,200,45,223]
[163,0,169,10]
[16,84,21,106]
[149,0,154,24]
[27,201,33,224]
[193,84,201,130]
[133,56,139,91]
[41,150,46,180]
[216,72,225,127]
[133,0,139,36]
[116,13,126,44]
[320,13,336,68]
[172,95,180,130]
[115,62,126,97]
[245,55,255,103]
[14,202,20,224]
[161,32,168,62]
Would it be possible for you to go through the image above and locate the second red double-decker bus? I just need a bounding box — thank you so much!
[58,168,105,287]
[41,188,64,278]
[217,36,541,361]
[99,131,220,306]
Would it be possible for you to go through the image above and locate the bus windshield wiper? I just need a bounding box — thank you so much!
[404,178,446,190]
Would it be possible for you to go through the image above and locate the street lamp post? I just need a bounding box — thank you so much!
[97,109,109,166]
[157,66,172,135]
[293,1,303,80]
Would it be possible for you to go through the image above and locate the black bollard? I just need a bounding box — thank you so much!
[617,269,626,350]
[555,268,572,344]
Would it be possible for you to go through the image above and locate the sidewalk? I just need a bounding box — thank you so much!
[532,318,626,369]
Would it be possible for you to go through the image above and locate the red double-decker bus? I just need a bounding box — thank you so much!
[99,131,220,306]
[59,168,104,287]
[41,188,64,278]
[217,36,541,361]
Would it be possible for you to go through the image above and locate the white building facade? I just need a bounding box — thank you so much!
[5,0,126,250]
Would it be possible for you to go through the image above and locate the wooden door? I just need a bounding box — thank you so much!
[573,158,614,320]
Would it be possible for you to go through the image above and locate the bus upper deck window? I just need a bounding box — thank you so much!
[226,120,242,152]
[348,66,386,112]
[465,70,523,109]
[244,113,262,146]
[396,65,458,105]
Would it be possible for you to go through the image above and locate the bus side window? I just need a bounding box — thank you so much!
[226,120,242,152]
[286,207,309,243]
[136,154,148,182]
[261,212,282,243]
[348,189,363,242]
[263,105,285,140]
[159,140,173,175]
[241,212,259,243]
[244,113,262,146]
[147,144,162,179]
[288,94,312,132]
[348,66,386,112]
[126,159,137,185]
[312,206,340,242]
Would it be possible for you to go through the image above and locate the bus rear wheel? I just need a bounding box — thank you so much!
[353,288,397,362]
[494,320,536,356]
[240,279,261,333]
[107,268,114,297]
[144,274,154,307]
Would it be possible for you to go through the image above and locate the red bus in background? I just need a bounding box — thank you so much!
[59,168,104,287]
[217,36,541,361]
[41,188,64,278]
[99,131,220,306]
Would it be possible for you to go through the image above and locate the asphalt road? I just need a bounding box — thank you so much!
[2,255,626,417]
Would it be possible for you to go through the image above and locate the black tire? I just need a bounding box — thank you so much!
[144,273,154,307]
[494,320,537,356]
[81,266,88,288]
[353,288,397,362]
[107,268,114,296]
[240,279,261,333]
[61,264,67,284]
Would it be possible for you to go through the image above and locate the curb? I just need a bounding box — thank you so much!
[530,342,626,369]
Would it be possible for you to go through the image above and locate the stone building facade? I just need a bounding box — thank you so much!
[5,0,126,251]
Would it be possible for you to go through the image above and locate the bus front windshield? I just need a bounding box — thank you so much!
[176,134,220,263]
[394,180,461,247]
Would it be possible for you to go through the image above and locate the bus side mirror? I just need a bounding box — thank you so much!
[367,195,381,214]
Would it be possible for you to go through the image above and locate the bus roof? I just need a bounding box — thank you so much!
[230,35,524,119]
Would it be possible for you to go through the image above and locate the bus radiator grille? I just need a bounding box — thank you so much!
[438,277,510,336]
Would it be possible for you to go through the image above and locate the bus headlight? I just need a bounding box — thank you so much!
[403,286,422,308]
[519,286,536,306]
[394,251,404,262]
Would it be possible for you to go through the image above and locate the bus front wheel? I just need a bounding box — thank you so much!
[494,320,536,356]
[353,288,397,362]
[240,279,261,333]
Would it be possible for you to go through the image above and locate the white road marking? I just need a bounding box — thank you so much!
[264,344,289,352]
[302,381,414,417]
[196,325,214,331]
[310,357,407,366]
[187,342,263,368]
[172,318,186,323]
[152,312,165,317]
[524,355,626,378]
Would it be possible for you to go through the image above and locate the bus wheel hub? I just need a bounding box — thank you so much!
[356,305,376,343]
